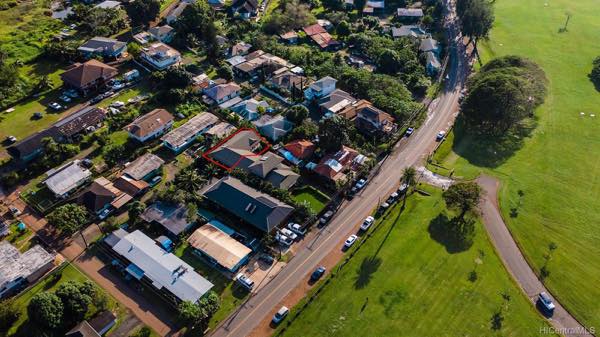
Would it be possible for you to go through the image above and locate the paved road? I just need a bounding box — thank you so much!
[478,175,595,337]
[210,3,468,337]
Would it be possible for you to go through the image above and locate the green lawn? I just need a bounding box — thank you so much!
[291,186,330,214]
[4,222,33,252]
[433,0,600,329]
[174,243,249,329]
[278,189,553,337]
[7,263,122,336]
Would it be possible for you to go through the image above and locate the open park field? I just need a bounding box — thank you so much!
[434,0,600,330]
[278,189,552,337]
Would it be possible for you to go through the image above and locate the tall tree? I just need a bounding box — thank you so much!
[285,105,309,124]
[443,182,482,221]
[47,204,89,235]
[128,201,147,224]
[401,166,417,188]
[457,0,494,61]
[55,281,93,324]
[318,115,350,153]
[27,292,64,330]
[126,0,160,27]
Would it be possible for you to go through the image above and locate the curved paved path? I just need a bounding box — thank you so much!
[477,175,594,337]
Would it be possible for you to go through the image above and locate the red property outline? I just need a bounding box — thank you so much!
[202,127,272,172]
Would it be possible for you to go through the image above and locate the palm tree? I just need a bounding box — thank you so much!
[400,166,417,208]
[175,169,207,197]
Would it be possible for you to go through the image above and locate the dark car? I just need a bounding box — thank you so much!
[318,210,334,227]
[538,292,555,315]
[405,127,414,136]
[310,266,326,282]
[259,254,275,266]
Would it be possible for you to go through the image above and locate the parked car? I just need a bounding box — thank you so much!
[9,206,21,216]
[81,158,93,168]
[386,192,399,204]
[378,202,390,213]
[398,183,409,195]
[280,228,298,241]
[360,216,375,231]
[90,95,103,104]
[98,208,112,220]
[354,178,367,190]
[405,127,414,136]
[112,83,125,91]
[538,292,555,315]
[110,101,125,108]
[48,102,63,110]
[344,235,358,249]
[59,95,72,103]
[272,306,289,324]
[319,210,334,226]
[436,131,446,141]
[310,266,326,282]
[276,232,294,246]
[287,223,306,235]
[149,176,162,187]
[236,273,254,290]
[258,254,275,266]
[6,135,17,144]
[64,89,79,98]
[32,112,43,119]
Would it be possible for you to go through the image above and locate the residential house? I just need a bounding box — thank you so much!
[230,41,252,57]
[126,108,175,142]
[284,139,316,160]
[187,222,252,273]
[148,25,175,43]
[419,37,441,55]
[94,0,121,9]
[304,76,337,101]
[78,177,133,215]
[65,321,100,337]
[425,51,441,75]
[318,89,357,117]
[133,31,153,45]
[141,201,195,237]
[397,8,424,21]
[363,0,384,14]
[113,175,149,197]
[233,50,291,79]
[252,114,293,141]
[44,160,92,198]
[162,113,219,153]
[107,229,214,303]
[204,82,241,106]
[314,146,360,182]
[279,31,298,44]
[0,242,55,298]
[303,24,340,50]
[192,73,213,92]
[205,122,236,139]
[231,98,269,121]
[208,0,225,8]
[231,0,258,19]
[207,129,299,189]
[317,19,334,30]
[203,176,295,232]
[392,25,428,39]
[8,107,107,162]
[78,37,127,59]
[61,60,118,95]
[123,153,165,182]
[269,69,309,97]
[166,2,189,24]
[141,42,181,70]
[353,100,396,135]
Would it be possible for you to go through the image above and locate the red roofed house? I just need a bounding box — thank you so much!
[61,59,118,95]
[302,24,340,50]
[284,140,315,160]
[314,146,359,181]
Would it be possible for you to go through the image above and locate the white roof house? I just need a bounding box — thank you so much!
[44,160,92,198]
[161,113,219,152]
[0,242,55,298]
[112,230,214,303]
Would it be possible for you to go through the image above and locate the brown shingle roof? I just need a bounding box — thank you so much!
[125,109,174,138]
[60,59,118,89]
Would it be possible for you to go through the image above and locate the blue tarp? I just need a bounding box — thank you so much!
[208,220,235,236]
[125,263,145,280]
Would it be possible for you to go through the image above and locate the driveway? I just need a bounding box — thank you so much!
[477,175,594,337]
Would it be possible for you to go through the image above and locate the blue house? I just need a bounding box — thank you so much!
[231,98,270,121]
[304,76,337,101]
[78,37,127,59]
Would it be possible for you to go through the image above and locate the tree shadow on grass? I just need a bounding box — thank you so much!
[451,116,536,168]
[428,213,475,254]
[354,256,382,290]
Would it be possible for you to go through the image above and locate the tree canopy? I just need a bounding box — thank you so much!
[318,115,350,153]
[28,292,64,330]
[443,182,482,220]
[285,105,309,124]
[457,0,494,42]
[47,204,89,235]
[70,5,128,36]
[55,281,94,323]
[126,0,160,27]
[589,56,600,90]
[461,55,547,135]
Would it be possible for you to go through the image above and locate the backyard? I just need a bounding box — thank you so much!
[6,262,125,337]
[277,188,553,337]
[291,186,330,214]
[433,0,600,329]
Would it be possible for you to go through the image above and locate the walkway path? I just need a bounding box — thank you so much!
[477,175,594,337]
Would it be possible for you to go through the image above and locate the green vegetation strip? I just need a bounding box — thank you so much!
[436,0,600,328]
[277,189,553,337]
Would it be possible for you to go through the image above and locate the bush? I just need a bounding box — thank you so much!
[0,300,20,332]
[589,56,600,90]
[27,292,64,330]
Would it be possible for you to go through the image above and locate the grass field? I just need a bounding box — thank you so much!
[278,189,553,337]
[7,263,122,336]
[291,186,331,214]
[432,0,600,329]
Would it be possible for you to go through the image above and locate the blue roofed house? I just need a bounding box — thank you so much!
[203,176,294,232]
[252,115,293,141]
[230,98,269,121]
[187,222,252,273]
[77,37,127,59]
[419,38,442,76]
[391,25,428,39]
[304,76,337,101]
[107,229,213,303]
